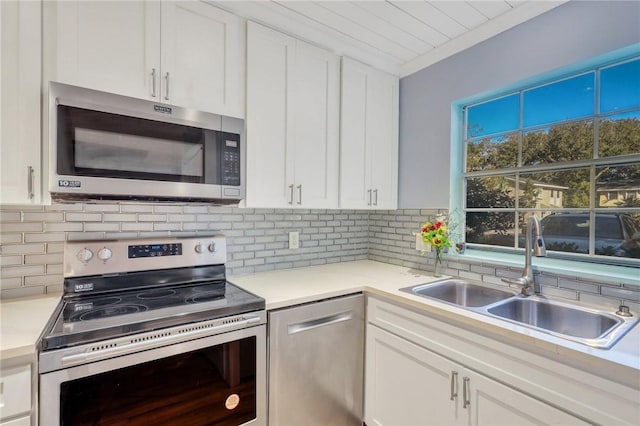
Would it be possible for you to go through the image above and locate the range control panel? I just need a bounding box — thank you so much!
[64,236,227,278]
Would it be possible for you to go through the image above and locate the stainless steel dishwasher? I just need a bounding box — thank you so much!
[268,293,364,426]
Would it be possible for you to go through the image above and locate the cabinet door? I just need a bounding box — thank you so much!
[292,41,340,208]
[0,364,31,421]
[161,2,245,117]
[340,58,370,209]
[0,0,41,204]
[50,0,160,100]
[365,325,461,426]
[367,70,399,209]
[339,58,399,210]
[246,22,295,207]
[467,370,587,426]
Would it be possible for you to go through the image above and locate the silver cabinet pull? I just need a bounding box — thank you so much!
[150,68,157,98]
[297,185,302,205]
[288,184,294,205]
[164,72,170,101]
[367,189,372,206]
[373,189,378,206]
[450,371,458,401]
[463,377,471,409]
[27,166,34,200]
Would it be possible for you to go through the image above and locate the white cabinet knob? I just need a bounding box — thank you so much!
[97,247,112,261]
[76,248,93,263]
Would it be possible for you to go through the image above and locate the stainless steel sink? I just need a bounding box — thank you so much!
[400,279,517,307]
[399,279,638,348]
[487,298,618,339]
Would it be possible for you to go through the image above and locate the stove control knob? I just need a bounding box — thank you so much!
[97,247,113,261]
[76,248,93,263]
[208,242,217,253]
[194,243,205,254]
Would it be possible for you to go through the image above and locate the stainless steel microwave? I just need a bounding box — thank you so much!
[47,82,245,203]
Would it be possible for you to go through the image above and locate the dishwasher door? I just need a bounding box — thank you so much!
[268,293,364,426]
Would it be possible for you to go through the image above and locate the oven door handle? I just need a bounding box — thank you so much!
[60,316,262,368]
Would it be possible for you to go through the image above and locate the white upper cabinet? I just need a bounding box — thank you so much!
[246,22,340,208]
[1,0,42,205]
[340,57,399,209]
[44,0,245,118]
[160,1,245,117]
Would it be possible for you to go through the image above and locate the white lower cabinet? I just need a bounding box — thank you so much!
[365,296,638,425]
[366,325,585,426]
[0,364,32,426]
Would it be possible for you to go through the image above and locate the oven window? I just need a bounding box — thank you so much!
[60,337,256,425]
[57,105,221,184]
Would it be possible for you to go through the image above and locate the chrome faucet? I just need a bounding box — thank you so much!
[503,215,547,296]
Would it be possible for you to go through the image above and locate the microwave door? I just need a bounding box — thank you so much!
[74,128,204,181]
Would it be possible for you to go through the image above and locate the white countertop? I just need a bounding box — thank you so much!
[1,294,61,361]
[2,260,639,388]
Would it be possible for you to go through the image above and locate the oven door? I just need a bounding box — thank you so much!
[40,325,266,426]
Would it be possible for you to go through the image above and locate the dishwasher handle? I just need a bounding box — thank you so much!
[287,311,353,335]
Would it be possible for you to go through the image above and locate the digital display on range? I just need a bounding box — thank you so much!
[128,243,182,258]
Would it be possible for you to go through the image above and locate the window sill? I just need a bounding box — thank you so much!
[456,249,640,287]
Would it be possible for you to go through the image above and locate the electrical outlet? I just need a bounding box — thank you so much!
[289,231,300,249]
[415,233,430,252]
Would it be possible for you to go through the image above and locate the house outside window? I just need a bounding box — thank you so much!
[462,55,640,262]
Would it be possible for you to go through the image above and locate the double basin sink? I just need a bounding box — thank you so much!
[400,279,638,349]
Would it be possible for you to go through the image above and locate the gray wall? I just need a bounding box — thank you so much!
[399,0,640,208]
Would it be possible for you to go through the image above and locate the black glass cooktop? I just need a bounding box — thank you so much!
[41,273,264,351]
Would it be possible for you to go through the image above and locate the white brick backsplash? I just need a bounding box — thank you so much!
[0,205,636,307]
[1,255,23,266]
[2,222,44,232]
[1,243,45,254]
[24,232,65,242]
[84,223,120,232]
[66,213,102,222]
[44,222,84,232]
[22,212,64,222]
[0,212,22,222]
[104,213,138,222]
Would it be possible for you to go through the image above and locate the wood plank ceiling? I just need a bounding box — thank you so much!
[212,0,566,77]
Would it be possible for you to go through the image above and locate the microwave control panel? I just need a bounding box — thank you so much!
[222,132,241,186]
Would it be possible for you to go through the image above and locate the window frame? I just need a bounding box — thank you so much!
[451,47,640,267]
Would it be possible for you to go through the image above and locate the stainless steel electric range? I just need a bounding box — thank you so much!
[38,236,266,426]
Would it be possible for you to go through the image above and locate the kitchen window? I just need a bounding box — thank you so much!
[461,55,640,263]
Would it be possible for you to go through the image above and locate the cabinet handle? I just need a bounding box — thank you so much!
[151,68,157,98]
[450,371,458,401]
[27,166,34,200]
[288,184,294,205]
[373,189,378,206]
[463,377,471,409]
[297,185,302,205]
[367,189,372,206]
[164,72,170,101]
[287,311,353,335]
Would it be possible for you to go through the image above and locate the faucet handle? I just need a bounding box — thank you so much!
[501,277,525,287]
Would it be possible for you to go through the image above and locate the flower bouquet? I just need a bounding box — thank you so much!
[420,216,453,277]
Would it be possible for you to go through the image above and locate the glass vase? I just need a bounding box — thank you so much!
[433,248,443,278]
